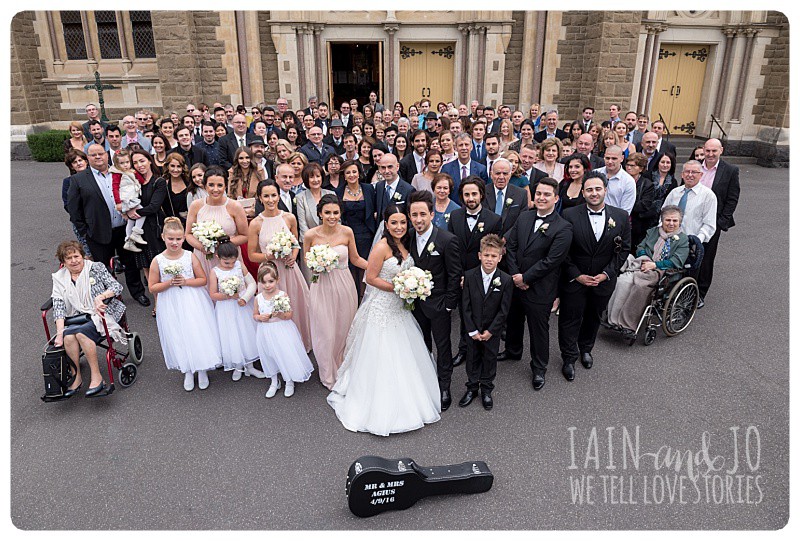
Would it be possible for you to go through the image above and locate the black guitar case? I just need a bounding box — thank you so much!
[346,455,494,517]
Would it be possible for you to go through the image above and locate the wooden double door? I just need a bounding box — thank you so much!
[399,42,455,108]
[651,44,709,136]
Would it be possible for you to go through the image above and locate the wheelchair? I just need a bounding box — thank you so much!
[603,235,704,346]
[39,259,144,402]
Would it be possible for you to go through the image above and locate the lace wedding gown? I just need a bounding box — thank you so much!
[327,254,441,436]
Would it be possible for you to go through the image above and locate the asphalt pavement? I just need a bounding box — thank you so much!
[9,160,789,530]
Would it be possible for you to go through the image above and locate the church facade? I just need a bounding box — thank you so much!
[10,10,789,164]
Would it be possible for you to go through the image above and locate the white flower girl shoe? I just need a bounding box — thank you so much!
[284,381,295,398]
[231,369,243,381]
[197,370,209,390]
[265,377,281,398]
[245,364,266,379]
[183,372,195,392]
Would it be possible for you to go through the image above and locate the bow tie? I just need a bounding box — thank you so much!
[588,210,604,216]
[467,214,479,220]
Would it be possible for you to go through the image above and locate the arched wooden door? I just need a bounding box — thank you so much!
[651,44,709,136]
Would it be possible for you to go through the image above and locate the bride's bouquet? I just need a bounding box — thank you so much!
[392,266,434,311]
[305,244,340,283]
[191,220,227,260]
[266,230,300,259]
[271,291,291,313]
[219,275,242,297]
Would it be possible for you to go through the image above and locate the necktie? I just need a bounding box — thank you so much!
[386,185,394,202]
[461,165,468,180]
[238,136,245,148]
[484,276,490,294]
[678,188,690,214]
[283,192,291,210]
[495,190,504,215]
[476,144,482,161]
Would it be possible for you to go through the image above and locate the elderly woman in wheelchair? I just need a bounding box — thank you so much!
[605,205,690,335]
[51,240,127,398]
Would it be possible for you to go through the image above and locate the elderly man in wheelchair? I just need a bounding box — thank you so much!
[49,240,130,398]
[604,205,704,345]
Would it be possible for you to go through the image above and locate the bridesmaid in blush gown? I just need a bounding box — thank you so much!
[303,194,368,389]
[248,180,313,352]
[185,165,249,281]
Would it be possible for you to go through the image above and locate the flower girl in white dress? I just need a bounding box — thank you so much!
[148,217,221,391]
[208,240,266,381]
[254,261,314,398]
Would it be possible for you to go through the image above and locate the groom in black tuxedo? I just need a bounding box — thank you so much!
[558,172,631,381]
[408,190,463,411]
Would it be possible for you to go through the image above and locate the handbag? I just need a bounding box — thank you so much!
[40,342,77,402]
[64,313,92,326]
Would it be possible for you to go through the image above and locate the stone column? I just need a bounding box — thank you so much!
[313,24,326,101]
[294,25,307,105]
[384,24,399,105]
[713,27,739,118]
[458,24,471,104]
[235,12,252,107]
[45,11,62,65]
[731,27,759,122]
[476,25,487,104]
[643,24,666,117]
[116,11,131,67]
[80,11,97,67]
[636,27,655,112]
[532,12,547,104]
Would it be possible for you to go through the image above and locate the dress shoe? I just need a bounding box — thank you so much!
[197,370,209,390]
[580,352,594,369]
[265,378,281,398]
[85,381,109,398]
[532,374,545,391]
[562,364,575,381]
[183,372,195,391]
[498,350,521,362]
[134,294,151,307]
[441,389,452,411]
[231,369,243,381]
[245,364,267,378]
[458,389,476,407]
[284,381,295,397]
[63,381,82,398]
[452,353,465,367]
[481,391,493,410]
[697,297,705,309]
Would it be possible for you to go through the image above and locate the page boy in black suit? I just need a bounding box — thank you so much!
[459,234,513,411]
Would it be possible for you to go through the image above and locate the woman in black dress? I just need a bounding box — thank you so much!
[161,152,192,250]
[335,159,377,301]
[558,153,590,214]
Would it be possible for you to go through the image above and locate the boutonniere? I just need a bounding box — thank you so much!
[505,198,513,207]
[291,196,296,205]
[492,277,501,288]
[672,234,680,241]
[444,213,451,222]
[89,277,96,285]
[393,192,402,201]
[607,218,616,229]
[427,243,435,254]
[538,223,550,234]
[477,222,484,232]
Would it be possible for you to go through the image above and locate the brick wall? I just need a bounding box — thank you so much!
[192,11,229,104]
[259,12,281,104]
[151,11,203,112]
[753,11,789,129]
[10,12,61,125]
[502,11,525,107]
[554,11,642,121]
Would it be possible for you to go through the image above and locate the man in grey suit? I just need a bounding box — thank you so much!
[120,115,151,153]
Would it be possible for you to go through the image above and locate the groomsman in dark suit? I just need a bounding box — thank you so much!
[558,174,630,381]
[502,178,573,390]
[399,129,429,183]
[408,190,462,411]
[375,153,415,219]
[67,144,149,306]
[483,158,529,236]
[470,121,487,164]
[459,234,514,410]
[697,138,740,306]
[447,177,502,367]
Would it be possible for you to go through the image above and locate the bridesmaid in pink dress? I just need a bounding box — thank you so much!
[185,166,249,280]
[303,194,368,389]
[248,180,313,352]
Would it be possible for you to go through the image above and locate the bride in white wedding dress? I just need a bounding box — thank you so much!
[327,205,441,436]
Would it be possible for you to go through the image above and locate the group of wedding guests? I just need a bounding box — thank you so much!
[56,96,740,436]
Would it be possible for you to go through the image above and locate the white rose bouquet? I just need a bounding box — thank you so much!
[271,291,291,313]
[191,220,227,259]
[266,230,300,259]
[219,276,242,297]
[392,266,434,311]
[163,262,184,288]
[305,244,340,283]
